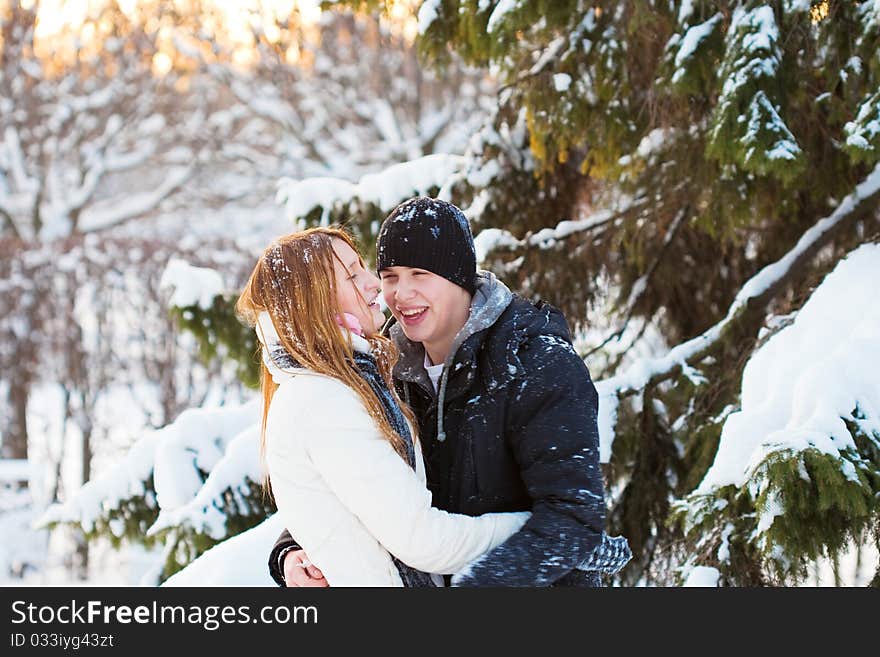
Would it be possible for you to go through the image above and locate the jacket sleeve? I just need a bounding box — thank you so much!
[267,528,300,587]
[278,377,530,576]
[452,335,606,586]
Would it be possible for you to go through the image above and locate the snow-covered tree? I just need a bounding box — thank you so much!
[19,236,259,579]
[321,0,880,585]
[0,1,243,464]
[0,3,204,241]
[39,0,880,586]
[150,3,494,203]
[29,1,494,582]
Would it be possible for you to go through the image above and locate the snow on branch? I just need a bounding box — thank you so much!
[162,513,284,586]
[159,258,226,310]
[844,91,880,159]
[150,401,259,512]
[36,400,260,535]
[594,161,880,461]
[472,205,623,264]
[229,77,305,137]
[146,425,264,541]
[585,205,690,358]
[36,432,160,535]
[2,126,37,194]
[278,153,466,225]
[487,0,525,34]
[76,165,194,233]
[417,0,442,35]
[696,242,880,495]
[671,14,723,84]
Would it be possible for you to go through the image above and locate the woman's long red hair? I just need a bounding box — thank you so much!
[236,227,417,485]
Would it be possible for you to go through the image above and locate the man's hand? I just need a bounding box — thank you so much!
[283,549,328,587]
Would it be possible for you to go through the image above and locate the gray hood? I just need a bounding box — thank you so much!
[390,270,514,393]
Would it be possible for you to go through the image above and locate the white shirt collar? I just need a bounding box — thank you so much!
[423,351,443,371]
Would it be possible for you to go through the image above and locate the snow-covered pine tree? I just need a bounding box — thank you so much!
[260,0,880,584]
[40,1,880,585]
[0,1,246,465]
[32,2,493,583]
[408,0,880,585]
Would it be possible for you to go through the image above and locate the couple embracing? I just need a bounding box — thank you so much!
[236,197,630,587]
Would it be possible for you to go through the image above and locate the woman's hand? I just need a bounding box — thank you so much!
[283,549,329,587]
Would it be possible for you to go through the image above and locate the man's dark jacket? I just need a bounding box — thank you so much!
[269,271,606,586]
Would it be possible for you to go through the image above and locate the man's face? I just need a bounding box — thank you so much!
[379,266,471,355]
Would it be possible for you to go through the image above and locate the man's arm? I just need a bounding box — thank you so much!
[452,336,605,586]
[268,529,327,587]
[268,529,299,586]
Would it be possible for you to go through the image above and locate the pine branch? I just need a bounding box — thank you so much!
[598,161,880,400]
[585,205,690,358]
[497,35,566,94]
[478,202,629,263]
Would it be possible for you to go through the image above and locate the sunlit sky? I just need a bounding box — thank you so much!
[27,0,421,40]
[22,0,419,71]
[29,0,323,41]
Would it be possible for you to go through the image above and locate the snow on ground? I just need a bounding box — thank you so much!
[1,450,164,585]
[162,513,283,586]
[0,487,46,583]
[3,375,256,584]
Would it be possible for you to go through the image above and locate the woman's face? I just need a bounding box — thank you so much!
[331,238,384,335]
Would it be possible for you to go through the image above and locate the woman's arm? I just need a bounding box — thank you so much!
[291,377,529,575]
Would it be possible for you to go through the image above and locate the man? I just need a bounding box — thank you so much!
[269,196,629,586]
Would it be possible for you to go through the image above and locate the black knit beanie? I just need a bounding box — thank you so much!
[376,197,477,295]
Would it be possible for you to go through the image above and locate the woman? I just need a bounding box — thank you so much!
[236,227,529,586]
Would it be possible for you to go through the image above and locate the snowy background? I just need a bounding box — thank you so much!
[2,0,879,587]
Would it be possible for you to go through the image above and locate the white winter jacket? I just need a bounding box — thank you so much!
[264,332,529,586]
